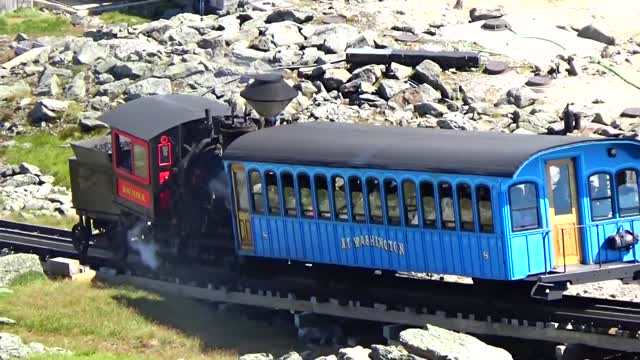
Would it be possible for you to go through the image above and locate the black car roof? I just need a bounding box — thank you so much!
[99,94,231,140]
[223,121,628,178]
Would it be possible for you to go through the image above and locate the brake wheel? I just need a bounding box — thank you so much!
[71,223,90,256]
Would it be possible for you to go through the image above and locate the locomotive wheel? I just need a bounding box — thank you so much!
[71,223,90,256]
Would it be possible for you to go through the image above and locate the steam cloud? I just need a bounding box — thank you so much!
[126,220,160,270]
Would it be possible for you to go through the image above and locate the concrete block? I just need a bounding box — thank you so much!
[71,266,96,282]
[46,257,80,276]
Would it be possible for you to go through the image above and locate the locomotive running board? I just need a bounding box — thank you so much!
[529,261,640,300]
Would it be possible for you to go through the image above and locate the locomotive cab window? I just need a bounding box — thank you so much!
[114,132,149,183]
[298,173,313,218]
[265,170,281,216]
[315,174,331,219]
[282,172,297,217]
[509,183,540,231]
[385,179,401,226]
[616,169,640,217]
[589,173,613,220]
[249,170,264,214]
[366,177,383,224]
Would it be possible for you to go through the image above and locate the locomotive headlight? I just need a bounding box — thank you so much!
[607,147,617,157]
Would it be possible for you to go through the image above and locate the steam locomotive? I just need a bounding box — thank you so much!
[67,87,640,301]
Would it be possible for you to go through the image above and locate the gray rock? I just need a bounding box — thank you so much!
[0,253,44,287]
[266,22,305,47]
[89,96,112,112]
[34,73,62,97]
[198,32,226,50]
[388,62,413,80]
[0,81,31,101]
[271,47,303,66]
[437,112,478,130]
[300,47,324,65]
[125,78,172,100]
[265,9,314,24]
[94,56,119,74]
[469,7,505,22]
[96,73,114,85]
[0,318,15,325]
[232,47,267,62]
[163,26,203,46]
[412,59,449,98]
[389,84,441,109]
[578,24,617,46]
[378,79,410,100]
[349,64,384,84]
[0,165,14,177]
[322,68,352,92]
[250,36,276,52]
[346,31,377,49]
[75,42,107,65]
[370,344,422,360]
[305,24,360,54]
[415,102,449,117]
[314,356,337,360]
[97,78,132,98]
[338,346,371,360]
[277,352,303,360]
[399,326,513,360]
[65,71,87,99]
[39,175,55,184]
[506,87,537,108]
[518,113,550,134]
[161,62,205,80]
[28,103,57,123]
[0,333,30,359]
[111,62,152,80]
[79,112,108,132]
[19,163,41,177]
[240,354,274,360]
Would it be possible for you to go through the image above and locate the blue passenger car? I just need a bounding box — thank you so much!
[223,122,640,299]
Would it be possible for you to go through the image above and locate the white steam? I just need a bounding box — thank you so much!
[126,220,160,270]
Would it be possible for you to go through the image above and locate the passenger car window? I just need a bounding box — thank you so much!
[315,175,331,219]
[589,173,613,220]
[457,183,475,231]
[232,166,249,212]
[249,170,264,214]
[420,181,437,228]
[616,169,640,216]
[350,176,365,223]
[509,183,540,231]
[403,180,418,227]
[439,182,455,229]
[385,179,401,226]
[282,172,297,217]
[366,178,383,224]
[333,176,348,221]
[476,185,493,233]
[265,170,281,216]
[298,173,313,218]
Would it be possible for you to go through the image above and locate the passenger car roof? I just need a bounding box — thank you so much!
[223,121,626,178]
[99,94,231,140]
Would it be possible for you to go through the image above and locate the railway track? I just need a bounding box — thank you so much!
[1,220,640,353]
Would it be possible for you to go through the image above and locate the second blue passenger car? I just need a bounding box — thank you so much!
[223,122,640,299]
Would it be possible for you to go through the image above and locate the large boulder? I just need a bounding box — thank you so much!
[0,254,44,287]
[399,326,513,360]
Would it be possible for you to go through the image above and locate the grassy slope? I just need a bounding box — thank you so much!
[0,274,303,360]
[0,8,83,37]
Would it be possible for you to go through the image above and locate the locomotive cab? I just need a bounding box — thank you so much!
[69,94,260,262]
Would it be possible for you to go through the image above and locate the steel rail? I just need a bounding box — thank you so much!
[1,220,640,352]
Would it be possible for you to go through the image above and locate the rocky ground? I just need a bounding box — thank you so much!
[0,0,639,332]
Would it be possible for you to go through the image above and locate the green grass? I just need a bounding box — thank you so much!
[7,270,48,287]
[0,8,82,37]
[0,131,74,188]
[98,11,151,26]
[0,128,108,189]
[3,212,78,230]
[0,277,304,360]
